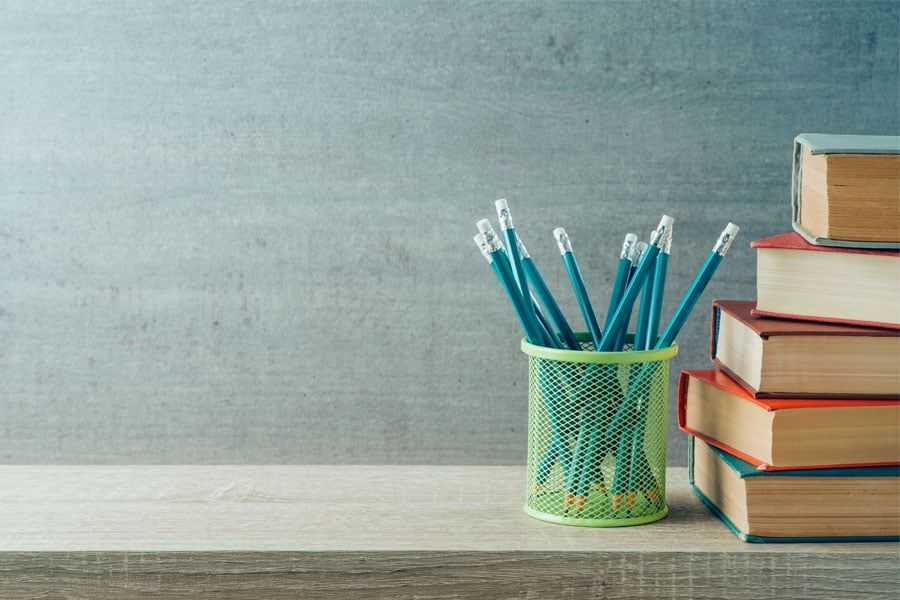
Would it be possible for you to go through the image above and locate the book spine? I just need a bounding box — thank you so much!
[791,138,803,232]
[676,370,691,432]
[710,303,721,362]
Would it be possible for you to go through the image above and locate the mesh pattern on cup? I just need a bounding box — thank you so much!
[526,339,670,524]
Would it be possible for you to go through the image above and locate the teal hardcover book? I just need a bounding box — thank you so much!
[689,438,900,543]
[791,133,900,250]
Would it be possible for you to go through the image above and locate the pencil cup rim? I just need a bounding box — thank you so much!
[521,333,678,364]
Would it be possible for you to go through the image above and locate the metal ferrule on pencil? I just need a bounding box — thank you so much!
[631,241,647,266]
[649,215,674,249]
[662,226,673,254]
[713,223,740,256]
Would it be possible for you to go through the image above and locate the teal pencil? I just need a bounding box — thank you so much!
[495,200,542,342]
[601,233,637,340]
[644,228,672,349]
[615,241,645,351]
[633,247,655,351]
[554,227,603,348]
[532,298,561,349]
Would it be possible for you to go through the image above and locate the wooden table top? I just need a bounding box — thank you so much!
[1,466,896,598]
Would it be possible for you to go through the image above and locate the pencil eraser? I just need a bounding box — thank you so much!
[663,224,673,253]
[553,227,567,239]
[494,198,509,211]
[658,215,674,229]
[476,219,493,234]
[724,222,740,237]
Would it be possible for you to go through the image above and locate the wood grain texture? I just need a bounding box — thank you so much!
[0,1,898,465]
[2,551,898,599]
[0,466,897,598]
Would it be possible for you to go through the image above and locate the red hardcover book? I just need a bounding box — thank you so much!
[678,369,900,470]
[710,300,900,399]
[751,232,900,329]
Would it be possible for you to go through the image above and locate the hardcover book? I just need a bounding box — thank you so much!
[689,437,900,543]
[711,300,900,399]
[792,133,900,249]
[753,232,900,329]
[677,369,900,470]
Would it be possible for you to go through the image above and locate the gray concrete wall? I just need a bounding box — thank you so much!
[1,1,897,464]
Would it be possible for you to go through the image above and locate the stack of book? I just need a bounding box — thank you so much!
[679,134,900,542]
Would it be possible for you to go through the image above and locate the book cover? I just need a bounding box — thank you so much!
[688,439,900,543]
[791,133,900,250]
[677,369,900,470]
[751,232,900,330]
[710,299,900,399]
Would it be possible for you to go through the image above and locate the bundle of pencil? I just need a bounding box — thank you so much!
[473,199,739,515]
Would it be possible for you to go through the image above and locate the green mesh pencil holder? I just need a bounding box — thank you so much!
[522,333,677,527]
